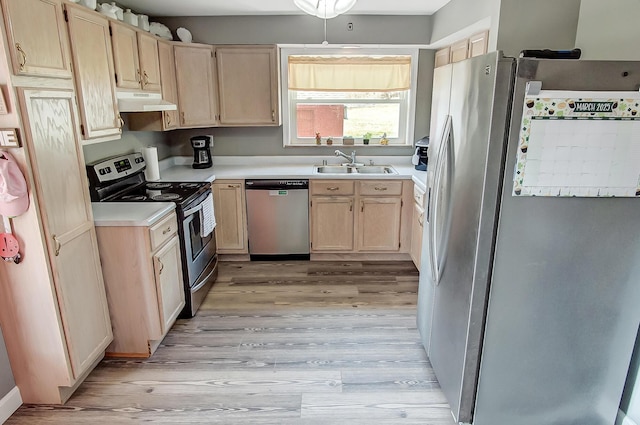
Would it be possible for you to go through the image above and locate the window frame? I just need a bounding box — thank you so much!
[281,47,419,147]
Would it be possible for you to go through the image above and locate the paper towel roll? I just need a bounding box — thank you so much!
[142,146,160,181]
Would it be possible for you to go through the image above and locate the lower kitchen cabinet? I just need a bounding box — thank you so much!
[410,183,426,270]
[95,211,185,357]
[358,197,402,251]
[310,196,354,251]
[212,180,248,253]
[310,179,411,254]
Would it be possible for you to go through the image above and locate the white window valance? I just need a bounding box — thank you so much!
[288,55,412,92]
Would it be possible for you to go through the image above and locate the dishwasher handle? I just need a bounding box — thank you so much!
[245,179,309,190]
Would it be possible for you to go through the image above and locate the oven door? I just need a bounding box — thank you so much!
[182,196,217,287]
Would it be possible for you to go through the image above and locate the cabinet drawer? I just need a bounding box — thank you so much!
[413,184,426,208]
[310,180,355,196]
[358,180,403,196]
[149,212,178,251]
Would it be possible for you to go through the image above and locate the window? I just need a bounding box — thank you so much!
[281,48,418,146]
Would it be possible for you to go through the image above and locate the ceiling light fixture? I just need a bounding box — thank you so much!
[294,0,357,19]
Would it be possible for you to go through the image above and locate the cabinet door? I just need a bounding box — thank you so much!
[174,44,218,127]
[137,32,161,92]
[18,89,112,378]
[469,31,489,58]
[310,196,354,251]
[65,4,120,139]
[434,47,450,68]
[110,21,140,89]
[1,0,72,78]
[153,236,185,334]
[410,202,424,270]
[358,197,402,251]
[216,46,279,126]
[158,40,178,130]
[212,181,247,253]
[450,39,469,63]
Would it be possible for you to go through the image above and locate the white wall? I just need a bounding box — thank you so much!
[495,0,580,57]
[576,0,640,60]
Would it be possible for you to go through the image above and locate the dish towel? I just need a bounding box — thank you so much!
[199,192,216,238]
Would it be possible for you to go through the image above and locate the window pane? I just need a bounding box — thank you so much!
[296,103,400,139]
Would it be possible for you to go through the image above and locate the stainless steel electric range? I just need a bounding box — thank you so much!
[86,152,217,317]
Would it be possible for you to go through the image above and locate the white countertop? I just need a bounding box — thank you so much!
[92,202,175,227]
[157,156,428,191]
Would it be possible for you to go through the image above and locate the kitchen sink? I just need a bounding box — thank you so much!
[313,165,398,175]
[314,165,355,174]
[354,165,396,174]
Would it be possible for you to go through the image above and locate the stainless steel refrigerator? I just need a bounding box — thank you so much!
[417,51,640,425]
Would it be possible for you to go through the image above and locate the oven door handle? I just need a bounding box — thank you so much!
[191,256,218,292]
[183,203,203,218]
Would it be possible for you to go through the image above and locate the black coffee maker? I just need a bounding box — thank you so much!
[191,135,213,169]
[412,136,429,171]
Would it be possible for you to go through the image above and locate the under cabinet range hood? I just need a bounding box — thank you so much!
[116,91,177,112]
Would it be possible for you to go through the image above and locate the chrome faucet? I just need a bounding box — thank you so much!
[335,149,357,165]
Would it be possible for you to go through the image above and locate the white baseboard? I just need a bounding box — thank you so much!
[618,409,639,425]
[0,386,22,424]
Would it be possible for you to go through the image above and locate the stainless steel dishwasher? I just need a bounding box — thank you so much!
[245,179,309,260]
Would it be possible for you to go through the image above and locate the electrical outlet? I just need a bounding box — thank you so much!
[347,22,353,31]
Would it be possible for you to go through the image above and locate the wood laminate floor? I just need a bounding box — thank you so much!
[7,261,455,424]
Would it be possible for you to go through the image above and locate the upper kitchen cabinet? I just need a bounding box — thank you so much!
[174,43,218,128]
[110,21,160,92]
[126,39,179,131]
[215,45,280,126]
[1,0,72,79]
[64,3,121,140]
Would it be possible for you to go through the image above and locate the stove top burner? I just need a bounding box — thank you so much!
[121,195,148,201]
[105,180,209,207]
[152,193,181,201]
[146,182,172,189]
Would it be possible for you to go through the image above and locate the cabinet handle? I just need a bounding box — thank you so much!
[361,201,364,212]
[228,184,240,188]
[136,68,141,83]
[326,187,339,191]
[158,259,164,275]
[162,226,172,235]
[374,186,388,191]
[15,43,26,71]
[165,113,171,127]
[52,235,61,256]
[142,70,149,88]
[349,200,353,212]
[117,114,125,132]
[181,111,185,124]
[271,110,275,122]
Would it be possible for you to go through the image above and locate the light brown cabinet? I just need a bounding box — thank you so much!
[410,183,426,270]
[310,180,409,254]
[96,211,185,357]
[215,45,280,126]
[157,40,178,129]
[357,181,403,251]
[174,43,218,128]
[469,30,489,58]
[310,196,355,251]
[1,0,72,78]
[110,21,161,92]
[450,39,469,63]
[0,88,112,404]
[434,30,489,68]
[212,180,248,253]
[65,3,121,140]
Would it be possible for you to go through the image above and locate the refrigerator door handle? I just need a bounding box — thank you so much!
[436,118,455,281]
[428,115,452,284]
